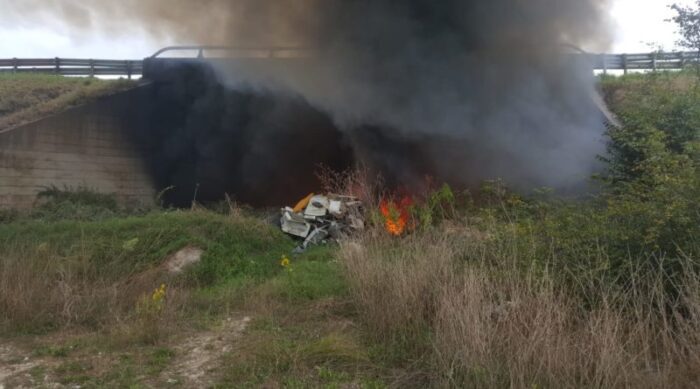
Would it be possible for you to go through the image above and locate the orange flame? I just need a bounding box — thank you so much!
[380,196,413,236]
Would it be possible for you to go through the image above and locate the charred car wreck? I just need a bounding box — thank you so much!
[280,194,364,252]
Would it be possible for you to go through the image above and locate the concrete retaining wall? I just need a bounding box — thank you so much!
[0,87,155,209]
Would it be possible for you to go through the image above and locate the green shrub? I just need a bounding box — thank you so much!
[411,183,458,230]
[598,72,700,266]
[30,185,120,221]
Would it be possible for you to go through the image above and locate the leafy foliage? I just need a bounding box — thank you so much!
[410,183,458,230]
[671,1,700,52]
[598,72,700,261]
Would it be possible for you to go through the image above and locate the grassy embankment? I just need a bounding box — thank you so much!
[1,70,699,387]
[0,191,375,387]
[0,73,135,131]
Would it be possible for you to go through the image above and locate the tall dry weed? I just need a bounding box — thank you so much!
[339,227,700,388]
[0,244,186,338]
[316,164,383,209]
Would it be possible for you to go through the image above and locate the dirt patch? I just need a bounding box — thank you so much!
[163,246,203,274]
[159,316,251,387]
[2,315,252,388]
[0,343,44,388]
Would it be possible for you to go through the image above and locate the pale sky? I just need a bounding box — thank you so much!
[0,0,695,59]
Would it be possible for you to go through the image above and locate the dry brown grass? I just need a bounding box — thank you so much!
[0,243,187,342]
[339,227,700,388]
[316,163,384,209]
[0,73,135,131]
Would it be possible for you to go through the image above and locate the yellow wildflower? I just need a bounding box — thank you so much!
[280,255,291,267]
[152,283,167,303]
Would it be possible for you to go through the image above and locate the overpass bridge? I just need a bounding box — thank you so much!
[0,45,682,209]
[1,46,700,78]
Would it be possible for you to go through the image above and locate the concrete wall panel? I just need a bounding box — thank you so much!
[0,86,156,209]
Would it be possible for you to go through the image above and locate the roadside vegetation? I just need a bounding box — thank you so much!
[0,73,135,131]
[1,68,699,387]
[322,69,699,387]
[0,190,381,387]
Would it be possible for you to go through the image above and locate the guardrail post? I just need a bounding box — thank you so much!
[54,57,60,74]
[602,55,607,75]
[622,54,628,75]
[126,60,132,79]
[12,57,18,73]
[652,53,657,72]
[89,59,95,77]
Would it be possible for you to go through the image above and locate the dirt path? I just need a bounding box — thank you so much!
[1,315,252,388]
[159,316,252,387]
[0,343,42,388]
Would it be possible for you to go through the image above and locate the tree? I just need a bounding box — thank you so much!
[671,1,700,52]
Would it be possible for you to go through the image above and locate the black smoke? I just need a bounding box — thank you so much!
[134,61,354,207]
[5,0,614,201]
[213,0,612,190]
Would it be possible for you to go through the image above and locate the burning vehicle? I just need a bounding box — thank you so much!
[280,193,364,252]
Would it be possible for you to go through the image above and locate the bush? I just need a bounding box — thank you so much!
[596,71,700,275]
[30,185,121,221]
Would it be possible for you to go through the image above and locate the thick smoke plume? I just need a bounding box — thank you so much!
[5,0,613,195]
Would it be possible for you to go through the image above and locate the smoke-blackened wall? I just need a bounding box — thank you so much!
[4,0,614,194]
[133,61,354,206]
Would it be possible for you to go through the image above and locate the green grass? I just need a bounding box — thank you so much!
[0,73,135,130]
[33,345,72,358]
[0,210,294,286]
[264,246,349,302]
[0,195,387,386]
[216,309,380,388]
[145,347,176,375]
[207,243,386,388]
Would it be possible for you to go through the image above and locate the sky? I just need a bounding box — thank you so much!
[0,0,695,59]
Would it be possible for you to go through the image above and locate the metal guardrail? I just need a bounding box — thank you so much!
[149,45,312,58]
[2,48,700,78]
[591,51,700,73]
[0,58,142,78]
[149,46,700,72]
[0,46,311,78]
